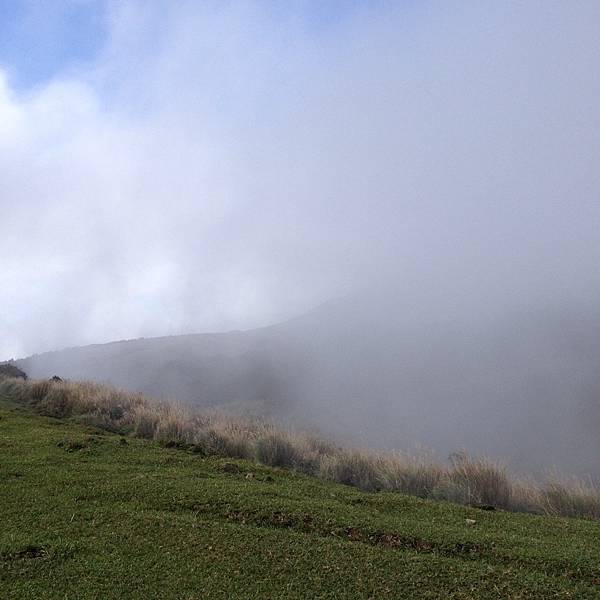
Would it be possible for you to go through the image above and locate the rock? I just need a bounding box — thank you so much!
[465,518,476,526]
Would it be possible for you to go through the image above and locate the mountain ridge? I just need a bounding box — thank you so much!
[13,296,600,478]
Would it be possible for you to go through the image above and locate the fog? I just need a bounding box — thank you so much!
[3,2,600,476]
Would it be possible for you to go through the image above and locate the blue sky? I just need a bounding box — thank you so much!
[0,0,397,90]
[0,1,107,88]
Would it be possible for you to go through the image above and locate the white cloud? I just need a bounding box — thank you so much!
[2,1,600,358]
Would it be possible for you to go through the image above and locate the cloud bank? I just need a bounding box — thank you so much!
[2,1,600,359]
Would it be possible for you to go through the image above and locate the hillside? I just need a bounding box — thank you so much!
[1,395,600,599]
[14,296,600,478]
[15,327,299,416]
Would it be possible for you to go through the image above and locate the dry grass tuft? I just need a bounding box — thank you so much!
[540,475,600,520]
[195,425,254,459]
[447,452,512,509]
[1,375,599,519]
[319,449,383,491]
[255,430,303,469]
[378,453,443,498]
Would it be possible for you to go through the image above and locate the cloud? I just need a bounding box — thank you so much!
[2,1,600,358]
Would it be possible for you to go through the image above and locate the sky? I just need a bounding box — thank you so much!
[1,1,600,359]
[0,0,106,89]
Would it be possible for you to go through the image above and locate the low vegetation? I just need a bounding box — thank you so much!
[1,396,600,598]
[0,363,27,380]
[1,376,599,520]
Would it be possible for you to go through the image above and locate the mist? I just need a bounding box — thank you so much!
[3,2,600,477]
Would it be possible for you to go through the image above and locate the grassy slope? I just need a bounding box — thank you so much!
[1,400,599,599]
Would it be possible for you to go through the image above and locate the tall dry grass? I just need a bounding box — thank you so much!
[446,451,512,508]
[1,375,599,519]
[539,475,600,519]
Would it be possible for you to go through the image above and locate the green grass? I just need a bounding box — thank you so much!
[1,399,600,599]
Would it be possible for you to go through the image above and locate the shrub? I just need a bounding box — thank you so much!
[28,380,52,401]
[449,453,512,509]
[0,363,27,380]
[255,431,301,468]
[154,410,195,443]
[37,385,77,418]
[134,411,160,439]
[430,479,471,505]
[0,378,28,402]
[192,427,252,459]
[379,453,442,498]
[509,479,544,514]
[541,477,600,519]
[319,450,382,491]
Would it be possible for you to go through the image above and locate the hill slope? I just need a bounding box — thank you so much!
[13,296,600,477]
[1,397,599,599]
[15,327,300,416]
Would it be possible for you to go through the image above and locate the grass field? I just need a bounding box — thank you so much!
[1,397,600,599]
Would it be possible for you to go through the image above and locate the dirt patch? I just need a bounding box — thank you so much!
[57,436,101,452]
[213,507,484,558]
[4,545,47,560]
[163,500,599,584]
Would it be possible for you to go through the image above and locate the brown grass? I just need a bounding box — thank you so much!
[378,452,443,498]
[539,475,600,519]
[319,449,384,491]
[448,451,512,508]
[1,375,599,519]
